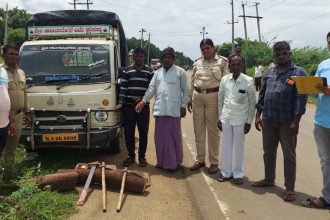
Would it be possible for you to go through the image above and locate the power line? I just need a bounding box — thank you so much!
[152,34,200,37]
[261,0,287,12]
[101,0,221,14]
[264,12,330,36]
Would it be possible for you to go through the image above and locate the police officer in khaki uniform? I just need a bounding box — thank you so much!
[1,44,27,180]
[188,39,229,174]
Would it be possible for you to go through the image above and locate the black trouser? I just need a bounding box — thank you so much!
[123,104,150,159]
[0,125,9,157]
[255,77,262,91]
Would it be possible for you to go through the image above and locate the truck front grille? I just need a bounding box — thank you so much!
[34,110,87,129]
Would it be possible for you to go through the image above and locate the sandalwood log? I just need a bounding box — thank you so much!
[37,172,78,192]
[57,164,150,194]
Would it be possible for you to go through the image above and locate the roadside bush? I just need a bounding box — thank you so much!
[12,184,77,220]
[0,147,83,219]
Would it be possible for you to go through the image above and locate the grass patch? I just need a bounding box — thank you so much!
[0,146,104,219]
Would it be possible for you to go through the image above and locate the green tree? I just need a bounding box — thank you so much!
[0,7,31,44]
[215,42,232,58]
[291,47,330,75]
[126,37,193,68]
[7,28,25,47]
[242,40,273,68]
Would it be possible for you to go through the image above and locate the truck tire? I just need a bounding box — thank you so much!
[107,136,121,153]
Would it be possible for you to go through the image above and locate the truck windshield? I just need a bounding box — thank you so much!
[19,44,110,85]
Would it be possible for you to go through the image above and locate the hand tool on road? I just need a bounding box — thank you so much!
[77,162,99,206]
[101,162,107,212]
[116,167,127,212]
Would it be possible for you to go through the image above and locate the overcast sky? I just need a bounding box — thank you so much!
[1,0,330,59]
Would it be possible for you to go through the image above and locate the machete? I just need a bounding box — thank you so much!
[77,162,98,206]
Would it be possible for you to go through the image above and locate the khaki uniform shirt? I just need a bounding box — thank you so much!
[189,55,229,97]
[2,63,27,111]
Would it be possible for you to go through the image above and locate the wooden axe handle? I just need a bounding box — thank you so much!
[102,162,106,212]
[116,167,127,212]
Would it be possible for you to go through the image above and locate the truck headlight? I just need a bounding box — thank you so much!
[94,111,108,122]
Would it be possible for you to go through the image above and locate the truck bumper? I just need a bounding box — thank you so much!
[20,126,121,150]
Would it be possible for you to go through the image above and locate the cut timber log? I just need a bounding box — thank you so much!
[37,172,78,191]
[57,164,150,194]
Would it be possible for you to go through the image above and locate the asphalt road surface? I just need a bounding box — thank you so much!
[69,70,330,220]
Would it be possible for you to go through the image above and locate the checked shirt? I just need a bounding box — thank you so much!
[256,62,307,124]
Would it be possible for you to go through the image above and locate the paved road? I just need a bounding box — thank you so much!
[181,70,330,219]
[69,70,330,220]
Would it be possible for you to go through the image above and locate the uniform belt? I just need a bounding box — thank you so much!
[194,87,219,94]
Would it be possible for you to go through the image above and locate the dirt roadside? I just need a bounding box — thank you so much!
[68,111,199,220]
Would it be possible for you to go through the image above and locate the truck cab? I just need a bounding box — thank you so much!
[19,10,127,152]
[150,58,161,70]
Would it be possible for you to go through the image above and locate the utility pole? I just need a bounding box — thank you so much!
[139,28,146,48]
[241,2,248,40]
[147,33,151,66]
[69,0,77,9]
[200,27,208,40]
[69,0,93,10]
[238,2,263,42]
[4,3,8,44]
[86,0,92,10]
[231,0,235,53]
[255,2,262,41]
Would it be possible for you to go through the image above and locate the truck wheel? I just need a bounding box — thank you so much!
[25,147,33,153]
[107,136,121,153]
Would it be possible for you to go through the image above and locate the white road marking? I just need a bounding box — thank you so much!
[182,131,231,220]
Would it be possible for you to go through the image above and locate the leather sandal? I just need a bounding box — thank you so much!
[251,179,275,187]
[122,157,135,167]
[138,158,147,167]
[283,190,296,202]
[207,164,219,174]
[302,197,330,209]
[217,174,233,182]
[189,162,205,171]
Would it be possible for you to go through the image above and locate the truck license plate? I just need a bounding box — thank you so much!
[42,133,79,142]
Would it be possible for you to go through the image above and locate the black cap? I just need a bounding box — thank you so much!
[133,47,145,55]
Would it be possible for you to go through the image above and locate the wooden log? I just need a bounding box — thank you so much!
[57,164,150,194]
[36,172,78,192]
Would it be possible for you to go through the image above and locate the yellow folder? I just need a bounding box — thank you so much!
[292,76,327,94]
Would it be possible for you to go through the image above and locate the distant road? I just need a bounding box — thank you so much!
[181,70,330,219]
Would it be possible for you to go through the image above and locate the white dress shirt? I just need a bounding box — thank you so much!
[218,73,256,125]
[143,65,189,118]
[254,65,264,78]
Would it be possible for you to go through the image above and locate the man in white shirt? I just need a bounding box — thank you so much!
[135,47,189,172]
[254,63,264,91]
[0,66,12,156]
[217,54,256,184]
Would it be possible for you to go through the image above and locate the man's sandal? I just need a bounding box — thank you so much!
[283,190,296,202]
[302,197,330,209]
[217,174,233,182]
[251,179,275,187]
